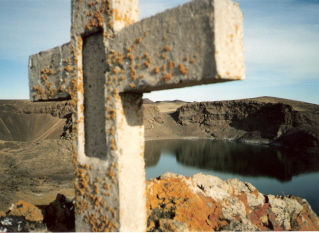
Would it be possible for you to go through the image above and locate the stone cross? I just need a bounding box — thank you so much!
[28,0,244,231]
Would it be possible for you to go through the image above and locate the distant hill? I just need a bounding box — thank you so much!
[0,97,318,149]
[145,96,319,149]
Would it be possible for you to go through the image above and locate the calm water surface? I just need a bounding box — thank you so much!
[144,139,319,215]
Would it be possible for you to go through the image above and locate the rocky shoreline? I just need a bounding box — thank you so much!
[1,173,319,232]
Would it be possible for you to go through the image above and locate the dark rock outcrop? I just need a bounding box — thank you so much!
[171,97,319,148]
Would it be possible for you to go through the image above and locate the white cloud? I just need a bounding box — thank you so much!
[238,0,319,84]
[245,26,319,78]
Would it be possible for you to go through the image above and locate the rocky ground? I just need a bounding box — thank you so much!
[0,96,319,231]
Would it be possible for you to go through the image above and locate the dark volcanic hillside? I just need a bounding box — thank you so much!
[143,96,319,149]
[1,97,319,148]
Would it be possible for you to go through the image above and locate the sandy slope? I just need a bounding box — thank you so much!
[0,139,74,211]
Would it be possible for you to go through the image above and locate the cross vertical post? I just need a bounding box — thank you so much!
[70,1,145,231]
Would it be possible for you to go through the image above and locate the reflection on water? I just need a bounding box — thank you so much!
[144,139,319,215]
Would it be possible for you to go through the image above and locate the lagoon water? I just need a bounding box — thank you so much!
[144,139,319,215]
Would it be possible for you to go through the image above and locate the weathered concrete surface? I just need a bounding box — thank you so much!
[117,93,146,231]
[29,43,73,101]
[82,32,107,159]
[73,93,146,232]
[108,0,244,93]
[29,0,139,102]
[71,0,139,37]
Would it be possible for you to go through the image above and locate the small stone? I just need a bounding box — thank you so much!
[9,200,43,222]
[159,219,188,232]
[0,211,5,217]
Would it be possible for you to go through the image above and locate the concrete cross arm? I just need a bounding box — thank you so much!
[106,0,245,94]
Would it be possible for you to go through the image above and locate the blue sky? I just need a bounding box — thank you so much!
[0,0,318,104]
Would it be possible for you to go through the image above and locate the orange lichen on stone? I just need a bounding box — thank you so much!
[161,64,167,71]
[143,61,150,68]
[168,61,176,70]
[85,11,104,30]
[143,53,149,59]
[160,54,167,59]
[33,86,44,95]
[64,65,73,72]
[135,37,142,44]
[126,53,134,61]
[9,200,44,222]
[146,177,226,232]
[130,70,137,81]
[179,64,188,75]
[40,74,48,82]
[163,45,171,52]
[289,196,319,231]
[163,73,172,81]
[153,66,160,74]
[41,67,55,75]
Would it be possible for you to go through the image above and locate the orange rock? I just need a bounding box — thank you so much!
[146,176,226,231]
[9,200,43,222]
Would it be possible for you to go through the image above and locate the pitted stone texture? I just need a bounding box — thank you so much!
[74,94,146,232]
[74,161,120,232]
[29,43,73,101]
[117,93,146,231]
